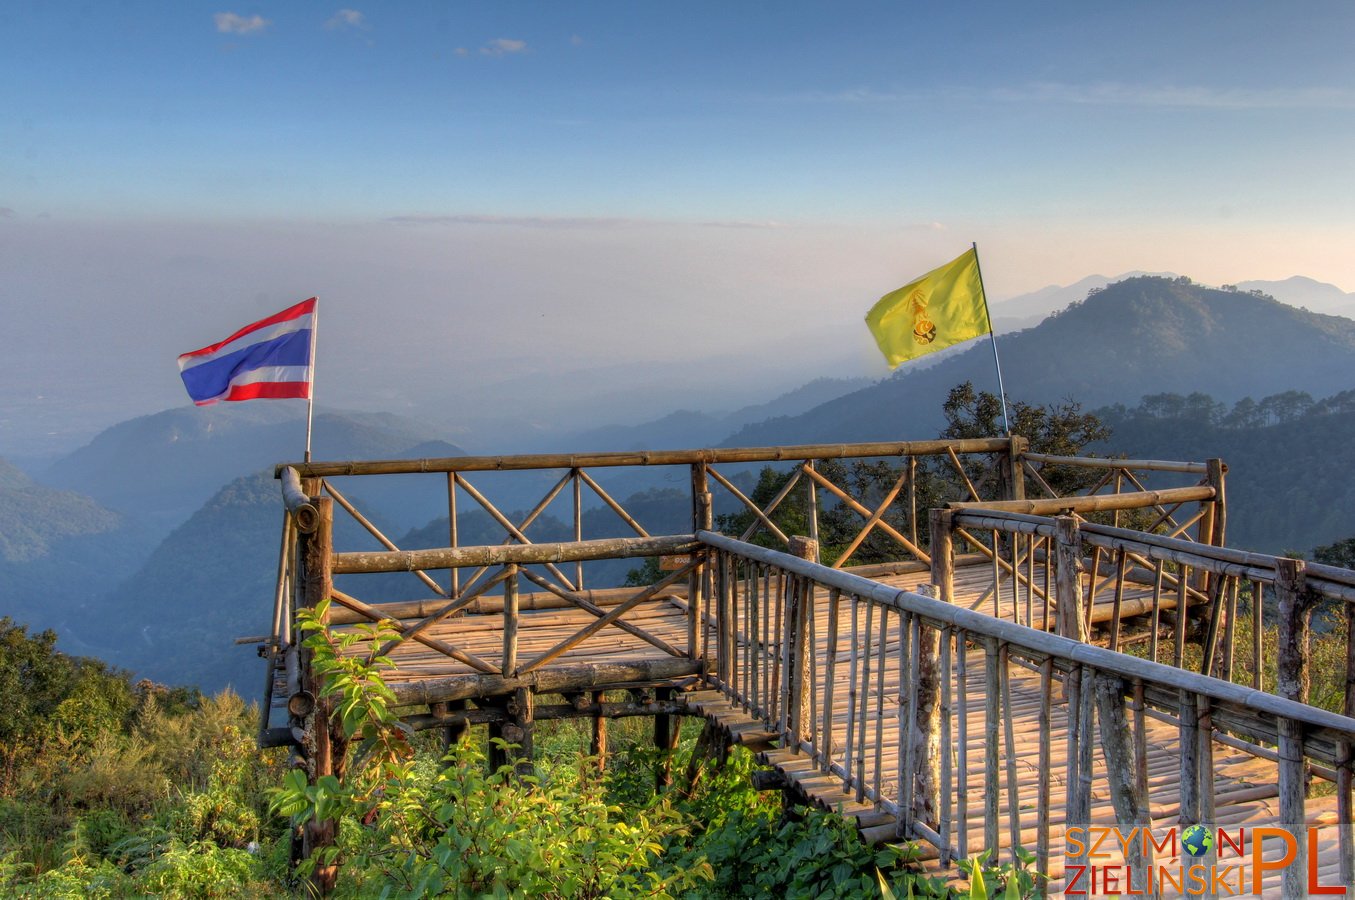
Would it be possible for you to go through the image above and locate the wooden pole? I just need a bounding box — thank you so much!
[1094,673,1152,893]
[1276,557,1314,899]
[654,686,680,790]
[299,495,339,896]
[1055,516,1087,643]
[786,536,817,748]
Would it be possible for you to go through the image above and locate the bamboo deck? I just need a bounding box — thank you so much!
[294,561,1342,893]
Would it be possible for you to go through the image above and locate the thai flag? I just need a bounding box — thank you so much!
[177,298,317,406]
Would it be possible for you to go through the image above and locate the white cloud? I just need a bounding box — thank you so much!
[454,47,469,57]
[325,9,365,30]
[0,208,14,218]
[570,34,583,47]
[214,12,270,35]
[481,38,527,57]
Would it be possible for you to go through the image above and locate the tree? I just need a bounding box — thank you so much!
[1313,538,1355,571]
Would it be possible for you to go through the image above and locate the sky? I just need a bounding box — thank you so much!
[3,2,1355,457]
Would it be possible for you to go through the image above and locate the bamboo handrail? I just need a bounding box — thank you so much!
[947,485,1215,516]
[1020,453,1209,474]
[277,438,1013,478]
[334,533,698,575]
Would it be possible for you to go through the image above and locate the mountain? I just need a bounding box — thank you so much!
[988,271,1164,330]
[724,276,1355,447]
[1236,277,1355,319]
[558,377,872,452]
[40,405,466,536]
[0,458,156,642]
[1096,392,1355,554]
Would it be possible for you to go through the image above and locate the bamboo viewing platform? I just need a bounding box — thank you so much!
[255,439,1355,897]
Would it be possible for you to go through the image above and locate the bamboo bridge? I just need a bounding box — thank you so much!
[255,438,1355,897]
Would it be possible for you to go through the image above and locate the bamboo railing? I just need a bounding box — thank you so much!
[696,529,1355,897]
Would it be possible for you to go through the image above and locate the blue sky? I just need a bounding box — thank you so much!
[3,2,1355,454]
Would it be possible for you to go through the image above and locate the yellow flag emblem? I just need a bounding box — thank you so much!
[865,248,992,368]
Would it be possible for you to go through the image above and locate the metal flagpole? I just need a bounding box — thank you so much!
[304,297,318,462]
[970,243,1010,436]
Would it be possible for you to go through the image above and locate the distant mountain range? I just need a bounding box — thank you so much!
[725,276,1355,446]
[7,272,1355,693]
[41,405,467,537]
[988,272,1355,331]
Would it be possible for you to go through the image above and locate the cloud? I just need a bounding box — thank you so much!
[325,9,365,30]
[454,47,469,57]
[480,38,527,57]
[0,208,14,218]
[570,34,583,47]
[214,12,270,35]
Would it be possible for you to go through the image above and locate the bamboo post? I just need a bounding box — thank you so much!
[1276,557,1314,897]
[1094,673,1151,891]
[691,464,712,661]
[299,494,339,896]
[786,536,817,748]
[1342,600,1355,886]
[654,686,679,790]
[502,565,520,677]
[1055,516,1087,643]
[910,581,943,833]
[983,638,1000,860]
[447,473,460,598]
[1206,458,1227,548]
[502,687,535,779]
[591,690,608,771]
[1005,434,1027,502]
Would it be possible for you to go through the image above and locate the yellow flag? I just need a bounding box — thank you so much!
[865,248,992,368]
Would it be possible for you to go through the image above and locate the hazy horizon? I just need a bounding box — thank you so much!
[4,3,1354,458]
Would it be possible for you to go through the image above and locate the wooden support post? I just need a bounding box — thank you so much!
[591,690,608,771]
[502,687,535,780]
[435,699,469,758]
[502,565,519,676]
[1055,516,1087,643]
[908,586,942,834]
[786,536,817,749]
[298,494,340,896]
[1206,458,1227,548]
[1094,673,1152,890]
[1342,601,1355,887]
[654,687,680,790]
[691,464,712,662]
[1005,434,1028,502]
[1276,557,1315,899]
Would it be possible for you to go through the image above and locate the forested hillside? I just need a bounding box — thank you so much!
[726,276,1355,446]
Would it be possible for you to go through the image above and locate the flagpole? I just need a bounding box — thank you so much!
[304,298,318,463]
[970,243,1011,436]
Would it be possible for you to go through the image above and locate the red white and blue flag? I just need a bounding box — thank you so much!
[177,298,317,406]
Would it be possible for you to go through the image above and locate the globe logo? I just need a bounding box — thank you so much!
[1182,824,1214,857]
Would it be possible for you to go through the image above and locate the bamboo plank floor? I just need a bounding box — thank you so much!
[289,561,1342,892]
